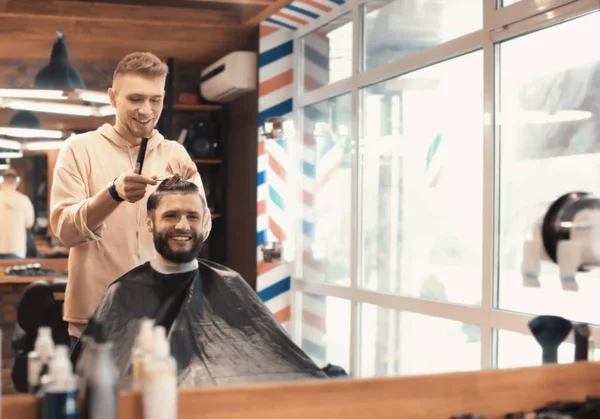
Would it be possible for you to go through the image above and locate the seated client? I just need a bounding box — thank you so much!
[72,175,326,387]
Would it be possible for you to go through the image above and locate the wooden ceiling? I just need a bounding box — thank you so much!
[0,0,293,63]
[0,0,294,132]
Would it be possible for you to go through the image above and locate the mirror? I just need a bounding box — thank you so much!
[0,0,345,400]
[7,150,68,259]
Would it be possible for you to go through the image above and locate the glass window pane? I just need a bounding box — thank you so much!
[359,51,483,305]
[300,293,351,373]
[359,303,481,377]
[496,11,600,323]
[496,329,600,369]
[300,13,353,94]
[361,0,482,71]
[299,94,352,286]
[500,0,522,7]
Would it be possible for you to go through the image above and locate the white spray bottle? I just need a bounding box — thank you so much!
[143,326,177,419]
[28,326,55,395]
[131,318,155,390]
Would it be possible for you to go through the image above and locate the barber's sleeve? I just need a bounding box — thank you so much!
[49,144,106,247]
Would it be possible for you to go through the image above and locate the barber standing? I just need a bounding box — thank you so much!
[50,52,211,346]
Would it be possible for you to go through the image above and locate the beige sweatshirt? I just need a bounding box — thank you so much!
[0,189,34,258]
[50,124,212,337]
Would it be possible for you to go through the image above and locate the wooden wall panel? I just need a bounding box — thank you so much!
[225,27,259,288]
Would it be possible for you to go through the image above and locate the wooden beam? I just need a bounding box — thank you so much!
[180,0,274,5]
[240,5,267,23]
[0,16,248,46]
[0,39,240,62]
[243,0,294,27]
[0,1,256,64]
[0,34,252,63]
[4,0,243,29]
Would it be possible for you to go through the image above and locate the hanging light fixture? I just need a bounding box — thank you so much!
[32,31,86,90]
[23,131,75,151]
[0,142,23,159]
[23,140,65,151]
[0,32,115,117]
[0,110,63,139]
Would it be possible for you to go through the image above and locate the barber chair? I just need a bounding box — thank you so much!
[11,279,70,393]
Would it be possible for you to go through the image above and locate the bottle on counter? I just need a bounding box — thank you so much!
[143,326,177,419]
[86,322,118,419]
[131,318,155,391]
[28,326,55,395]
[76,318,98,419]
[41,345,78,419]
[75,318,97,382]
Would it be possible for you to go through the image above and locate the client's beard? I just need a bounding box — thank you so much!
[153,228,203,263]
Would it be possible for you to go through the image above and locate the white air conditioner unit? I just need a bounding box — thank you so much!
[199,51,257,103]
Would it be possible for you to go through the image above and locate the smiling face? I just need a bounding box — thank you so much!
[147,192,205,263]
[109,73,165,141]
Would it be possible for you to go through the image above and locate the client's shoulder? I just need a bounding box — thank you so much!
[197,259,244,283]
[108,262,153,288]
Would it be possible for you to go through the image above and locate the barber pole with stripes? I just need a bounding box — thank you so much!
[256,0,344,364]
[425,133,444,189]
[257,24,294,332]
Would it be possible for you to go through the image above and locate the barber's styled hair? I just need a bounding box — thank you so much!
[113,52,169,80]
[147,175,202,214]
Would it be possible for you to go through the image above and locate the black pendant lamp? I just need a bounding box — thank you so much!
[0,31,114,118]
[32,31,87,90]
[9,111,43,130]
[0,110,62,140]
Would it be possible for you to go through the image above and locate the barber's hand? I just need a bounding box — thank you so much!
[114,170,158,203]
[167,160,198,180]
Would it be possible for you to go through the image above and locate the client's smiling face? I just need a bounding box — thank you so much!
[147,192,205,263]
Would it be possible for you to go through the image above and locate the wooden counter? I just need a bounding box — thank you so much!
[0,258,68,284]
[3,361,600,418]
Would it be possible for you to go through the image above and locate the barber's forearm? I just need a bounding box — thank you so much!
[85,186,122,231]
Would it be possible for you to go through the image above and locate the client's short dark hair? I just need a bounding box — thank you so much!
[147,175,200,215]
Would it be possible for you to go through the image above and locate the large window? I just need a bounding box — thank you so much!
[299,13,353,93]
[300,293,351,372]
[496,11,600,324]
[360,305,481,377]
[361,0,482,71]
[298,94,352,287]
[291,0,600,378]
[359,51,483,304]
[496,329,600,368]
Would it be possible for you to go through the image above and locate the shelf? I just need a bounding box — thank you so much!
[170,104,222,112]
[193,159,222,164]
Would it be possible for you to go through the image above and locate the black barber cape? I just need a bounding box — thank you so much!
[73,259,327,387]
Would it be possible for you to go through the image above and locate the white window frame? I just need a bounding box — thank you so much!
[290,0,600,376]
